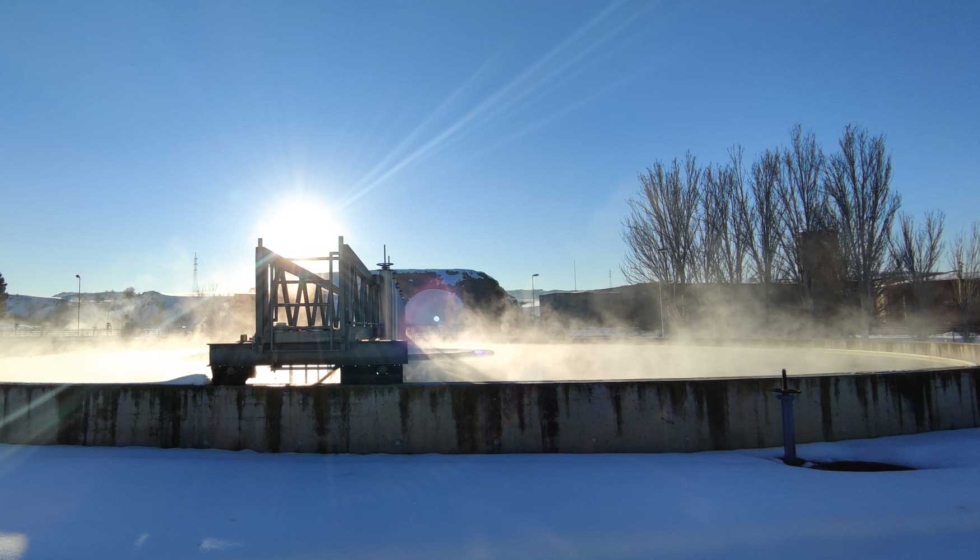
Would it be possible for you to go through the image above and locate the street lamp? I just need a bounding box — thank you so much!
[531,273,540,317]
[75,274,81,335]
[658,249,668,339]
[658,278,665,338]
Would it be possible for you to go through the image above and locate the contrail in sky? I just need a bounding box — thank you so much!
[341,0,645,209]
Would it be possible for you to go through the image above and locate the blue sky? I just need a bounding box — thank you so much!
[2,0,978,296]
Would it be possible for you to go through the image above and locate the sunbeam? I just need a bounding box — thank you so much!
[340,0,644,209]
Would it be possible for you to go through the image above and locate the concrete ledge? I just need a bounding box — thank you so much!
[2,366,979,453]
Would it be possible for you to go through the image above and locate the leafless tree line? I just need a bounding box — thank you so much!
[949,224,980,339]
[623,123,980,336]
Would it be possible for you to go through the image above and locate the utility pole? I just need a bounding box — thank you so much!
[75,274,81,335]
[658,248,668,338]
[193,253,200,297]
[608,270,612,289]
[659,280,665,338]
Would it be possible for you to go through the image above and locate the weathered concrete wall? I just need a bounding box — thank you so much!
[2,367,979,454]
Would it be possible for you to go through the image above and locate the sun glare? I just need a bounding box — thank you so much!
[254,196,345,259]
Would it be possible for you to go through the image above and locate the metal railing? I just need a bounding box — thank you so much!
[254,236,403,352]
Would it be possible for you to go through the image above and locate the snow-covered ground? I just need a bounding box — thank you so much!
[1,430,979,559]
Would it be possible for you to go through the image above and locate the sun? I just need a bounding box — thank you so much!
[254,196,345,259]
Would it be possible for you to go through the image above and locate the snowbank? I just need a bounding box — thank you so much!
[0,429,979,558]
[396,268,488,287]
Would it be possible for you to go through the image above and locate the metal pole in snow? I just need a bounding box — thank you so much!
[773,368,801,465]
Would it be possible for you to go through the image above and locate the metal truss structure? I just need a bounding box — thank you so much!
[209,237,407,385]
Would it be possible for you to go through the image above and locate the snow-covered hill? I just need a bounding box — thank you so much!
[2,291,253,335]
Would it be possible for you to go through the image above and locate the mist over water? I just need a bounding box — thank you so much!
[0,331,967,386]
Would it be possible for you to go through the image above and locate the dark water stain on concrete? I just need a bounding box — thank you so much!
[235,389,245,451]
[428,390,439,416]
[537,384,560,452]
[157,387,182,448]
[80,391,92,445]
[485,386,503,453]
[562,385,571,419]
[104,388,120,446]
[666,382,688,416]
[854,376,869,419]
[263,388,284,452]
[693,381,728,449]
[514,385,526,433]
[451,385,481,453]
[55,386,88,445]
[609,385,624,437]
[131,388,143,418]
[312,387,329,449]
[398,386,412,436]
[339,389,351,453]
[0,389,9,442]
[636,384,648,408]
[972,370,980,424]
[819,377,833,441]
[883,372,935,432]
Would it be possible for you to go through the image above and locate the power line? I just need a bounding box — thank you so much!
[193,253,199,297]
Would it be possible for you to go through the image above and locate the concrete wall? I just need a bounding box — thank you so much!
[2,366,979,454]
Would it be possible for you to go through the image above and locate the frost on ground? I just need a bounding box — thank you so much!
[1,430,979,559]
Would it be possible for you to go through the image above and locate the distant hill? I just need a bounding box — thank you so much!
[2,291,253,337]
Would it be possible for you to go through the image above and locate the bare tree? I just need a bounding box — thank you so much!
[747,148,785,290]
[779,125,827,312]
[825,124,901,335]
[726,147,752,284]
[622,153,704,326]
[622,153,702,285]
[701,166,728,283]
[890,211,945,337]
[949,222,980,340]
[701,147,751,284]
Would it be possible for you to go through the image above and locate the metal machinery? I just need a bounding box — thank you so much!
[209,237,408,385]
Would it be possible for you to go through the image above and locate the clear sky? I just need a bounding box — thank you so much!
[2,0,979,297]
